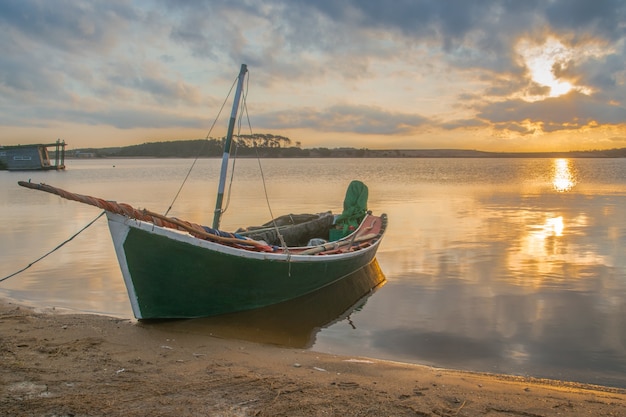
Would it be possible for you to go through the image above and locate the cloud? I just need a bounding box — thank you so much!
[440,119,489,130]
[0,0,136,54]
[475,91,626,133]
[256,104,431,135]
[0,0,625,150]
[545,0,626,42]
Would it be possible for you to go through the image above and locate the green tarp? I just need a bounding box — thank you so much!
[334,180,368,236]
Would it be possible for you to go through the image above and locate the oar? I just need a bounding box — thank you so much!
[298,233,378,255]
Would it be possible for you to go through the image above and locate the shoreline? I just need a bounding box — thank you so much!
[1,299,625,416]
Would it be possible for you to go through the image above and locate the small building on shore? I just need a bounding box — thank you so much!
[0,140,67,171]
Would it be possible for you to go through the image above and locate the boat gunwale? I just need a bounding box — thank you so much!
[106,211,387,262]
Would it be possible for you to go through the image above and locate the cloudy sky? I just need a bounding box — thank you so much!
[1,0,625,151]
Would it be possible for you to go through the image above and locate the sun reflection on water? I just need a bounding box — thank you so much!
[521,215,566,268]
[553,159,576,192]
[543,216,564,237]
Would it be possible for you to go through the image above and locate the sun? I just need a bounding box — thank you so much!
[518,37,574,98]
[527,57,573,97]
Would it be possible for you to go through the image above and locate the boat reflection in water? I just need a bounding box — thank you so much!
[142,260,386,348]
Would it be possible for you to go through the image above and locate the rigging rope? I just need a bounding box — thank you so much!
[0,211,106,283]
[164,74,240,217]
[239,75,290,257]
[217,70,289,269]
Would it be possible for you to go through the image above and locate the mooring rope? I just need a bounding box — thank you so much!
[0,211,106,283]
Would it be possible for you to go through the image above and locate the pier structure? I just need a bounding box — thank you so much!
[0,139,66,171]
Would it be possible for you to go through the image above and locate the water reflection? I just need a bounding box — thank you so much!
[523,216,565,263]
[3,158,626,389]
[143,260,386,348]
[553,159,576,192]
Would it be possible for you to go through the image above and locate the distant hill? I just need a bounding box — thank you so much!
[70,137,626,159]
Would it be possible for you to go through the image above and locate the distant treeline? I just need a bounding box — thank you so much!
[72,134,370,158]
[70,134,626,159]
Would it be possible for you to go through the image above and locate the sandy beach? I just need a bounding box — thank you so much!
[1,299,625,417]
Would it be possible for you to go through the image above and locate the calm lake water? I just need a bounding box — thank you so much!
[1,157,626,388]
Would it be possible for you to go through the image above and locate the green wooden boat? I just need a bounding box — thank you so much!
[18,64,387,319]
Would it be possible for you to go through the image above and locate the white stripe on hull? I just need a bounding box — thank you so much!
[106,213,142,318]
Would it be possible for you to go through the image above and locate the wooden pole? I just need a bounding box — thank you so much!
[212,64,248,230]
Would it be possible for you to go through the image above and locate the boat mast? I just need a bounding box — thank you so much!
[213,63,248,230]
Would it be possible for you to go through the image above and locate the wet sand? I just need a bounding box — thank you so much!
[1,299,625,416]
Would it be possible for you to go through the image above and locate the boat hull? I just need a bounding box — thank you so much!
[106,212,385,319]
[150,259,386,348]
